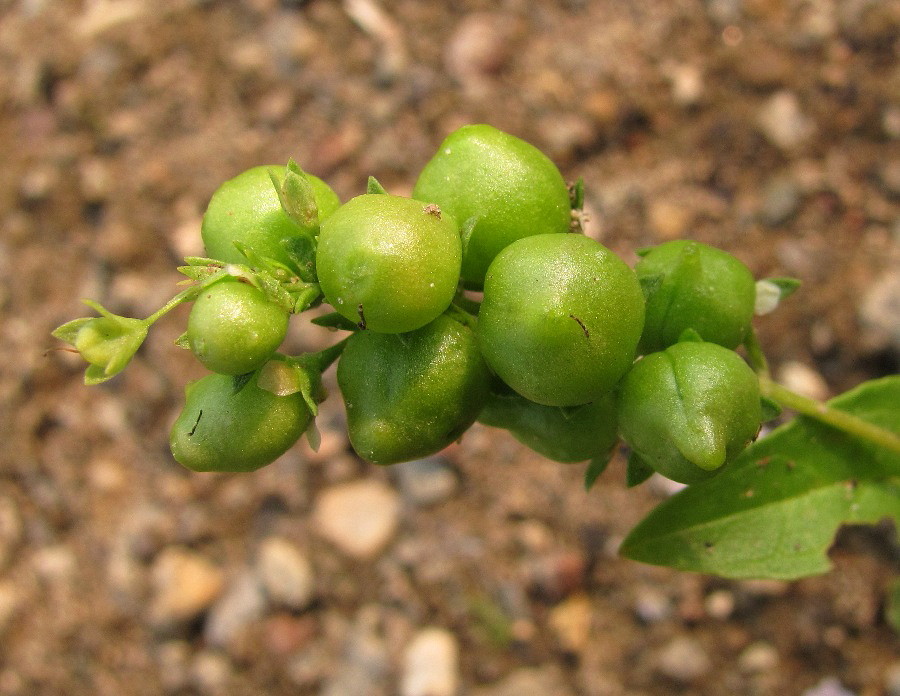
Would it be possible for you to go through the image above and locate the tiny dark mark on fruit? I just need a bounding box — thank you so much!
[423,203,442,219]
[357,304,367,330]
[188,409,203,437]
[570,314,589,338]
[704,541,714,550]
[785,460,796,470]
[755,456,772,469]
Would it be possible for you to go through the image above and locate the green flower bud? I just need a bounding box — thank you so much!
[617,341,762,484]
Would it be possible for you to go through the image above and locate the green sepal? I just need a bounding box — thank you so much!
[367,176,388,195]
[52,317,93,344]
[459,216,479,259]
[626,451,655,487]
[177,257,227,281]
[569,178,585,210]
[677,328,705,343]
[760,395,782,422]
[311,312,362,332]
[174,332,190,349]
[765,277,801,297]
[270,159,319,229]
[637,273,663,298]
[231,372,255,395]
[257,358,319,416]
[584,454,611,491]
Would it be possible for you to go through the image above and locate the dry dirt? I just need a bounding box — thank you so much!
[1,1,899,695]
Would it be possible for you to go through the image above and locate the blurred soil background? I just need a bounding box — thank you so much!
[1,0,899,694]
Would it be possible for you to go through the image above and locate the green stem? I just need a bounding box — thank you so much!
[144,286,200,325]
[759,375,900,456]
[743,328,770,379]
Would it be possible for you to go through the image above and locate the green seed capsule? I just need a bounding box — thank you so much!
[187,279,289,375]
[635,240,756,354]
[316,194,462,334]
[337,314,491,465]
[413,124,572,288]
[201,165,340,273]
[478,233,645,407]
[170,367,310,472]
[617,341,762,484]
[478,390,619,464]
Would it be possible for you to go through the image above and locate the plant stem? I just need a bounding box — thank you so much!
[743,328,770,379]
[144,286,200,325]
[758,375,900,455]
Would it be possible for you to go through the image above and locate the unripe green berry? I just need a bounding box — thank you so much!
[617,341,762,484]
[635,240,756,353]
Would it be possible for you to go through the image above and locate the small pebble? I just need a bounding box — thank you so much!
[400,627,460,696]
[149,547,225,632]
[313,479,401,560]
[547,594,593,654]
[885,661,900,696]
[776,361,830,401]
[471,665,572,696]
[758,91,815,149]
[190,650,232,696]
[802,676,856,696]
[858,271,900,353]
[393,456,458,506]
[320,606,390,696]
[0,496,22,569]
[634,587,672,624]
[739,641,780,674]
[204,571,267,650]
[760,176,802,226]
[156,640,191,694]
[0,581,22,636]
[704,589,735,620]
[257,537,315,610]
[655,636,712,683]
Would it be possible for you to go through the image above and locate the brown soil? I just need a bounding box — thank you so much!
[1,1,898,695]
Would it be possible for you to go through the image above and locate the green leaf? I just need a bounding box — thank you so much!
[584,455,610,491]
[367,176,388,194]
[619,376,900,579]
[676,328,704,343]
[626,452,655,487]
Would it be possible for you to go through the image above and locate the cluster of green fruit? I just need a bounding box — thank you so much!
[55,125,775,485]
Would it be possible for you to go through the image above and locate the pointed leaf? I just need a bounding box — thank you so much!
[620,375,900,579]
[584,455,611,491]
[626,452,655,488]
[367,176,388,194]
